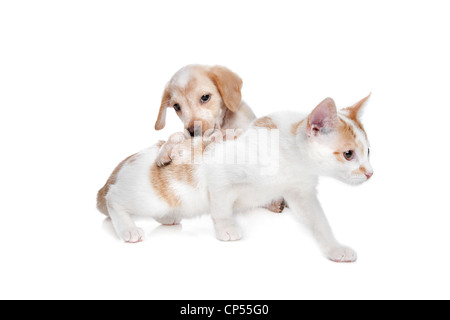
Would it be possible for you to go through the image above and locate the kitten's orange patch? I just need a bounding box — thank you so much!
[150,164,181,208]
[338,118,357,140]
[352,166,367,176]
[343,94,370,121]
[97,154,137,216]
[254,117,278,130]
[333,151,345,163]
[342,94,370,138]
[334,118,358,152]
[334,117,367,161]
[352,119,367,139]
[151,139,203,207]
[291,119,305,135]
[173,164,196,185]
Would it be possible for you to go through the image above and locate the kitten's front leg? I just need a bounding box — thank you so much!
[285,189,357,263]
[209,192,242,241]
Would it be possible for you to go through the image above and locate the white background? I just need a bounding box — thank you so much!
[1,0,449,300]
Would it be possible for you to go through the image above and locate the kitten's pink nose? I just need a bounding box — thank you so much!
[365,172,373,179]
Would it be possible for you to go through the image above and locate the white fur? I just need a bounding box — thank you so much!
[171,65,194,89]
[103,108,372,262]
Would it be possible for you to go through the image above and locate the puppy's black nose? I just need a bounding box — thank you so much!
[188,125,203,137]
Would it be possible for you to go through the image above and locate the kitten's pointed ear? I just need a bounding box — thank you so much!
[307,98,339,137]
[343,93,371,120]
[155,86,171,131]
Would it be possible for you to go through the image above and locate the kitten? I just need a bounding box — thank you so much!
[97,95,373,262]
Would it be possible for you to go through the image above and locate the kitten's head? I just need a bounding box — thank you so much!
[304,95,373,185]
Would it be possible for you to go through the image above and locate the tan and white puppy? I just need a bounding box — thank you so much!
[154,65,255,163]
[154,64,286,213]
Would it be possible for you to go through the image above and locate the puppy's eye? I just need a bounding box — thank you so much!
[174,104,181,112]
[200,94,211,103]
[343,150,354,161]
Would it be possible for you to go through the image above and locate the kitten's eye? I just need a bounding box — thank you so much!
[368,148,370,156]
[174,104,181,112]
[343,150,354,161]
[200,94,211,103]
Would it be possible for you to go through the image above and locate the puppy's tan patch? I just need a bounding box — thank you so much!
[155,87,171,130]
[207,66,243,112]
[97,154,137,216]
[254,116,278,130]
[155,65,252,137]
[172,78,198,99]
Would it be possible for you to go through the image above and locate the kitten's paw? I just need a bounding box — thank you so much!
[215,226,242,242]
[326,246,357,263]
[121,227,145,243]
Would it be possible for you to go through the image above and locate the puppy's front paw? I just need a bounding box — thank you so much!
[121,227,145,243]
[326,246,357,263]
[155,132,188,167]
[155,150,172,167]
[215,226,242,242]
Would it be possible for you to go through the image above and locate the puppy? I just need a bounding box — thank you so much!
[154,64,286,213]
[97,95,373,262]
[155,65,255,138]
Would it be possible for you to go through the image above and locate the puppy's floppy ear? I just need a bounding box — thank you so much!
[208,66,243,112]
[307,98,339,137]
[155,86,171,131]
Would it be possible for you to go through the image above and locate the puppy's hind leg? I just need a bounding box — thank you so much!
[265,197,288,214]
[154,214,182,226]
[107,202,144,243]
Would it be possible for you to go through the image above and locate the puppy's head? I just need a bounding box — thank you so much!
[155,65,243,136]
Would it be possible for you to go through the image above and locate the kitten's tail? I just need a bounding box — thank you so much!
[96,153,138,216]
[97,185,110,216]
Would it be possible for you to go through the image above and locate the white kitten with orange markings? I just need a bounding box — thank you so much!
[97,95,373,262]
